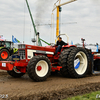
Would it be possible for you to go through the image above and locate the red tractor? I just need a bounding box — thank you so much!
[0,0,99,82]
[0,38,92,82]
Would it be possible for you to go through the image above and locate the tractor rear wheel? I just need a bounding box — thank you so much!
[0,49,10,61]
[66,47,89,78]
[59,47,75,77]
[27,55,51,82]
[7,56,25,78]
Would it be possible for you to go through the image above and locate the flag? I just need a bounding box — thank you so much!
[12,35,20,43]
[71,41,73,45]
[96,44,98,52]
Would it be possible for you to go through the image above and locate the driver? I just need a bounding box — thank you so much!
[55,37,68,54]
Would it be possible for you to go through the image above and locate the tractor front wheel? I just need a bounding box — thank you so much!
[7,56,25,78]
[27,55,51,82]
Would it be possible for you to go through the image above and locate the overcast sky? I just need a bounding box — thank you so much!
[0,0,100,45]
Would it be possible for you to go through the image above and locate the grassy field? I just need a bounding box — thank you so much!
[64,91,100,100]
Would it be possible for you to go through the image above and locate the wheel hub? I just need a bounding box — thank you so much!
[1,54,4,56]
[37,66,42,71]
[1,51,8,59]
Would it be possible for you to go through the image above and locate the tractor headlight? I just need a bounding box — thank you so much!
[18,45,21,49]
[22,45,25,48]
[18,44,25,49]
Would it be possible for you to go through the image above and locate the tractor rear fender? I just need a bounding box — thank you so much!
[0,47,11,55]
[0,47,4,50]
[62,45,76,48]
[0,48,10,52]
[62,45,76,50]
[0,47,18,55]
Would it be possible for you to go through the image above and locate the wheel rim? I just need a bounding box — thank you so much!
[36,60,49,77]
[13,66,21,73]
[1,51,8,59]
[74,51,87,75]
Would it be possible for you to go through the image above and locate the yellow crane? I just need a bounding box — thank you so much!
[52,0,77,42]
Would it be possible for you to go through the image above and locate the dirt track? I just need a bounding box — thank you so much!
[0,72,100,100]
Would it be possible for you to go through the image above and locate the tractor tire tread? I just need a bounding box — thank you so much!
[67,47,89,78]
[27,55,51,82]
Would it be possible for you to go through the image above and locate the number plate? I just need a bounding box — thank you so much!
[2,63,6,67]
[12,55,20,61]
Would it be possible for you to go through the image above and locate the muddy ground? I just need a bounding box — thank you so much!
[0,71,100,100]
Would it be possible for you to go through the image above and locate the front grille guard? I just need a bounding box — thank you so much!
[18,50,26,59]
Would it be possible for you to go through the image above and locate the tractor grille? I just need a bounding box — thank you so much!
[19,50,26,59]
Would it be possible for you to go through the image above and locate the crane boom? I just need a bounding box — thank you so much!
[25,0,37,35]
[25,0,42,46]
[25,0,50,46]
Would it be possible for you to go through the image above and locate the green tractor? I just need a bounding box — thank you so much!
[0,41,18,61]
